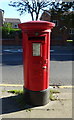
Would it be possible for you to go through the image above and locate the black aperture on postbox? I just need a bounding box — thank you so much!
[28,36,45,40]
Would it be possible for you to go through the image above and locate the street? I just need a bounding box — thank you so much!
[1,46,73,85]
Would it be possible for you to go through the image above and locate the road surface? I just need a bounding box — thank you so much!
[1,46,73,85]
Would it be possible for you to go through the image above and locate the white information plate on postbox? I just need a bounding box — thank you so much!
[33,43,40,56]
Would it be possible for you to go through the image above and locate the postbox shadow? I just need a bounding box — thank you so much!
[1,94,34,115]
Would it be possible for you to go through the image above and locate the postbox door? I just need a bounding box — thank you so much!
[28,36,48,91]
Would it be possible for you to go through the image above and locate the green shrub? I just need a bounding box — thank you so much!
[2,27,22,39]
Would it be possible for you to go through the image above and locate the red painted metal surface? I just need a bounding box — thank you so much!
[18,21,55,91]
[18,21,55,30]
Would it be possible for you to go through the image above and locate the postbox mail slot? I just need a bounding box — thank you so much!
[29,36,45,40]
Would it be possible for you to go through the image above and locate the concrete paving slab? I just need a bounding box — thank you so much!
[0,87,72,119]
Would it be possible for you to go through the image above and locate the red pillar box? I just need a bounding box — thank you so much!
[18,21,55,106]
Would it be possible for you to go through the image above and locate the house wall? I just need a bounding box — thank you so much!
[40,11,51,21]
[0,10,4,26]
[4,18,21,28]
[4,22,20,29]
[12,23,19,28]
[40,12,74,46]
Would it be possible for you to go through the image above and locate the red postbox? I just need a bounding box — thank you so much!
[18,21,55,106]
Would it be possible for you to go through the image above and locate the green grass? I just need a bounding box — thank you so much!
[50,89,60,94]
[2,90,6,92]
[49,89,60,101]
[26,108,32,112]
[7,89,24,94]
[49,93,57,101]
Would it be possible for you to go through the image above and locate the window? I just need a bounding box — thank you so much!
[14,24,18,28]
[53,20,58,26]
[70,28,74,34]
[61,16,65,20]
[32,43,41,56]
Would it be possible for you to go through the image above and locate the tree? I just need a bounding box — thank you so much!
[50,2,74,25]
[9,0,53,21]
[49,2,74,14]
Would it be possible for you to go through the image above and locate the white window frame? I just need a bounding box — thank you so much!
[53,20,58,26]
[70,28,74,34]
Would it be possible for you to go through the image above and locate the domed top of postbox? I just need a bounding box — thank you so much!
[18,21,55,31]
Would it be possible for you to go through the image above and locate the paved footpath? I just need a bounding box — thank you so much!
[0,85,73,119]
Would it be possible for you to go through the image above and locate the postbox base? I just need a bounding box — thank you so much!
[24,87,49,106]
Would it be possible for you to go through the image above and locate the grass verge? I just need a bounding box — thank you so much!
[7,89,23,94]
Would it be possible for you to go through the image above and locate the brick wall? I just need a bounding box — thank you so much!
[2,38,22,46]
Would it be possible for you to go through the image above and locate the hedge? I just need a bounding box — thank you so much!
[2,27,22,39]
